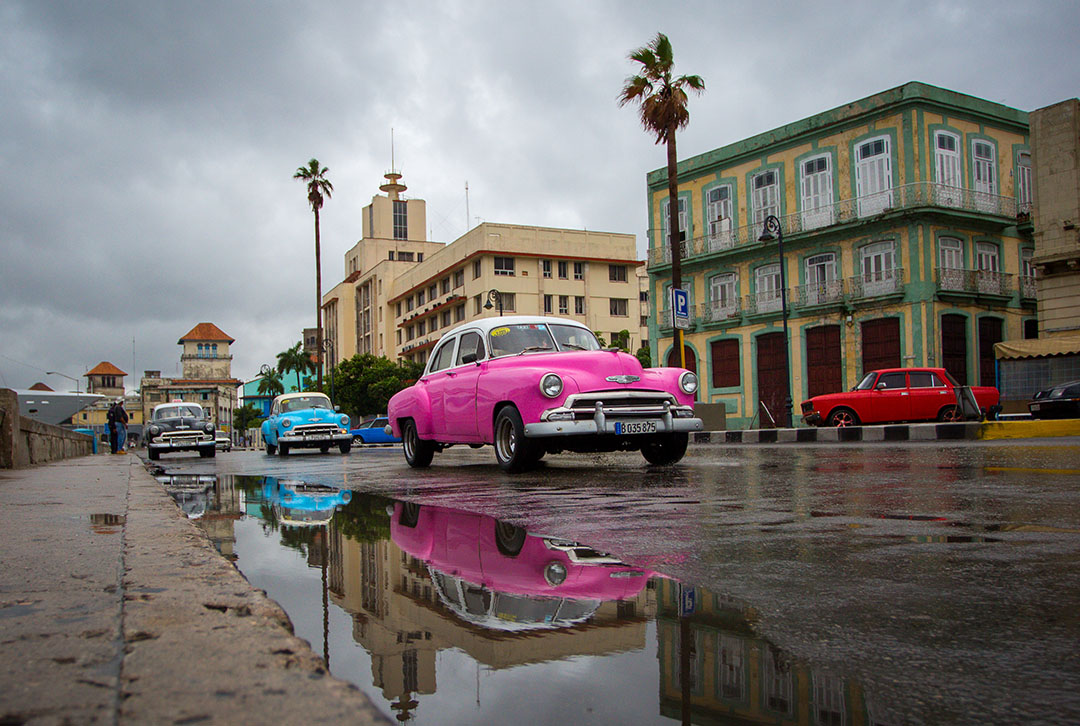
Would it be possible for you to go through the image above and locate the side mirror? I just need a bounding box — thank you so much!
[876,382,886,390]
[462,352,478,364]
[334,405,341,412]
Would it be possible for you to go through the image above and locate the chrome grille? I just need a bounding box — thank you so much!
[291,423,339,436]
[563,391,678,420]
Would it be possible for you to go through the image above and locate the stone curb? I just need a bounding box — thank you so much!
[694,418,1080,444]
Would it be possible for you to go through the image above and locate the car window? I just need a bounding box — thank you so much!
[281,395,331,412]
[941,371,961,387]
[550,324,601,351]
[855,372,878,390]
[930,373,949,387]
[489,324,556,358]
[429,337,457,373]
[908,372,934,388]
[455,331,486,365]
[878,372,907,389]
[155,405,202,420]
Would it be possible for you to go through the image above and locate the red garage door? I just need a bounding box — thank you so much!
[757,332,790,427]
[941,314,968,385]
[861,318,901,372]
[806,325,842,398]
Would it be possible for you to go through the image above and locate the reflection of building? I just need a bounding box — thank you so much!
[140,323,241,433]
[654,579,895,725]
[326,516,656,720]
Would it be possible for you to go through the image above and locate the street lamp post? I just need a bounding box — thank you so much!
[46,371,80,395]
[482,289,504,315]
[758,214,793,428]
[322,338,335,404]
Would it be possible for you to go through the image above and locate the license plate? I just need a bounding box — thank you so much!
[1031,403,1041,411]
[615,420,657,435]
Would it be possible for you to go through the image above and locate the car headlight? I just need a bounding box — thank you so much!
[544,561,568,586]
[339,414,349,428]
[203,423,214,434]
[679,370,699,395]
[540,373,563,398]
[282,418,292,428]
[148,425,160,436]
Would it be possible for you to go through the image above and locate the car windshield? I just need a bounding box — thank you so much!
[854,372,879,390]
[154,405,203,420]
[487,323,600,358]
[280,395,332,413]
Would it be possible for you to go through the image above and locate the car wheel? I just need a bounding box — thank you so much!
[494,520,527,556]
[937,405,962,422]
[402,420,434,468]
[338,439,352,454]
[319,445,330,454]
[494,406,539,472]
[399,502,421,528]
[279,442,290,456]
[827,408,859,427]
[265,442,276,455]
[641,432,689,466]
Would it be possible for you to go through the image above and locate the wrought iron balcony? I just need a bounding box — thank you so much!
[1021,275,1037,299]
[795,279,845,307]
[847,267,904,298]
[700,299,741,323]
[744,290,784,316]
[648,181,1021,269]
[935,267,1015,297]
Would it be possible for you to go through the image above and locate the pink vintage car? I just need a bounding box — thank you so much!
[386,315,702,471]
[390,501,653,630]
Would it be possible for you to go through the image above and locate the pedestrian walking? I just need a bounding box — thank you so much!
[115,400,129,453]
[106,402,118,454]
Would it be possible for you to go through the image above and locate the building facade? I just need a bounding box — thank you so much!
[323,174,647,368]
[646,82,1035,428]
[140,323,241,434]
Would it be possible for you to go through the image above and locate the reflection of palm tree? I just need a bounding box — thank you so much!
[294,158,333,391]
[277,343,314,392]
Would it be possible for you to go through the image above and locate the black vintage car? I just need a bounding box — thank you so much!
[1029,380,1080,419]
[146,402,216,460]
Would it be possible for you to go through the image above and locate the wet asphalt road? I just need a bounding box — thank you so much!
[151,438,1080,725]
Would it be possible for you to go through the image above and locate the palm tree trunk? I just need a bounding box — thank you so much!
[666,124,686,369]
[314,208,324,391]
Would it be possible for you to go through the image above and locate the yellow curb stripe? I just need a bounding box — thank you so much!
[977,420,1080,440]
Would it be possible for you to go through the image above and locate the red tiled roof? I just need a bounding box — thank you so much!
[178,323,234,344]
[29,382,54,391]
[86,361,127,376]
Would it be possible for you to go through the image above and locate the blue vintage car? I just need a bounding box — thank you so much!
[350,416,401,445]
[261,392,352,456]
[262,478,352,527]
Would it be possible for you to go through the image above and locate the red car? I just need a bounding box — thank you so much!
[801,368,1000,427]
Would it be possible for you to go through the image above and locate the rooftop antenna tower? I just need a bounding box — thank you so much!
[379,127,406,200]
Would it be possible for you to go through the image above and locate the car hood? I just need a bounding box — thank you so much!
[153,416,208,428]
[277,409,345,424]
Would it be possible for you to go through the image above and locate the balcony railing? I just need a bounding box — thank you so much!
[1021,275,1037,299]
[648,181,1021,268]
[935,267,1015,296]
[744,290,784,316]
[848,268,904,298]
[700,298,741,323]
[796,279,845,307]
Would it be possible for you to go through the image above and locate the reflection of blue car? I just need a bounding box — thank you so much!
[262,478,352,527]
[350,416,401,445]
[261,392,352,456]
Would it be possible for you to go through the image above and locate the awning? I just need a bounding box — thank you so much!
[994,335,1080,360]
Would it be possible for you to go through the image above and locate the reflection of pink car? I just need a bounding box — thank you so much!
[387,315,702,471]
[390,502,651,630]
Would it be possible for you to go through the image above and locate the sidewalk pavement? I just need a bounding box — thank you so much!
[698,417,1080,444]
[0,453,389,725]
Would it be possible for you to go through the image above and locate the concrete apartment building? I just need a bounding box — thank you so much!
[645,82,1038,428]
[323,172,646,368]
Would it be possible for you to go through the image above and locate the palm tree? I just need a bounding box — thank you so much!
[619,33,704,367]
[294,158,333,390]
[277,343,314,393]
[257,368,285,398]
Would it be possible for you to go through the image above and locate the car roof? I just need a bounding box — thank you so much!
[867,367,948,374]
[152,401,200,411]
[272,392,330,403]
[438,315,592,339]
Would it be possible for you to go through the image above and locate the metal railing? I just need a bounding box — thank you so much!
[1021,275,1037,299]
[648,181,1021,268]
[795,279,845,307]
[935,267,1015,296]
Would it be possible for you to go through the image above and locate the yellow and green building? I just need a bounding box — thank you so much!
[646,82,1035,428]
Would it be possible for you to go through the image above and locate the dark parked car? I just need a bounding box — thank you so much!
[1029,380,1080,419]
[146,402,216,460]
[801,367,1000,427]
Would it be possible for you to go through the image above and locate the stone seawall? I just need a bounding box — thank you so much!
[0,388,94,468]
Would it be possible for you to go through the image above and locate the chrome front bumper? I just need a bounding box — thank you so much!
[149,437,214,451]
[278,431,352,445]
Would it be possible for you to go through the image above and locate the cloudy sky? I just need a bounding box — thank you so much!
[2,0,1077,393]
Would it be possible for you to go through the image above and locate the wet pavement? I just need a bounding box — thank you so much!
[153,439,1080,725]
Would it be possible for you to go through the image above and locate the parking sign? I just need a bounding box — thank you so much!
[670,287,690,330]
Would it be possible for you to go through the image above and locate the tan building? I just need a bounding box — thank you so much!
[74,362,144,434]
[323,173,646,368]
[140,323,241,434]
